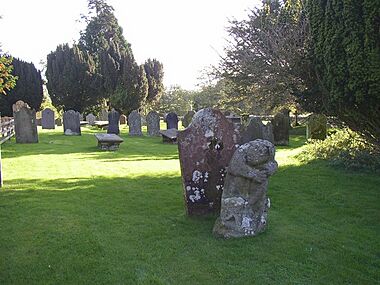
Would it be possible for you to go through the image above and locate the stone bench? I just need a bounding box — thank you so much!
[94,121,109,129]
[95,133,124,151]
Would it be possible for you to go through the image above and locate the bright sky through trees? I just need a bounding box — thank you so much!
[1,0,260,89]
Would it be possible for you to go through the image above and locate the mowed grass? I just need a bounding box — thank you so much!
[0,125,379,284]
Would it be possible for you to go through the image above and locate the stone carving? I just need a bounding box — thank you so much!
[271,111,290,146]
[240,117,274,144]
[99,109,108,121]
[177,108,240,216]
[182,110,195,128]
[13,101,38,143]
[166,112,179,130]
[147,111,160,136]
[86,113,96,126]
[63,110,81,135]
[119,115,127,125]
[107,109,120,135]
[128,110,142,136]
[306,114,327,140]
[213,139,278,238]
[41,108,55,129]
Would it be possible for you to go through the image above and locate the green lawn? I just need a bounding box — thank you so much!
[0,126,379,284]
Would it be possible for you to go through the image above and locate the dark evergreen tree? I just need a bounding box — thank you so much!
[46,44,103,113]
[144,59,164,103]
[0,58,43,116]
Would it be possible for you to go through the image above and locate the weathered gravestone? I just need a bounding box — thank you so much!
[99,109,108,121]
[166,112,179,130]
[182,110,195,128]
[13,101,38,143]
[146,111,160,136]
[306,114,327,140]
[213,139,278,238]
[63,110,81,135]
[177,108,240,216]
[128,110,142,136]
[271,111,290,146]
[41,108,55,129]
[240,117,274,144]
[55,118,62,126]
[107,109,120,135]
[119,114,127,125]
[86,113,96,126]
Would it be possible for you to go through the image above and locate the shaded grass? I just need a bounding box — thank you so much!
[0,127,379,284]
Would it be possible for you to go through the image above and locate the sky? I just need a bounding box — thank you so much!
[1,0,260,90]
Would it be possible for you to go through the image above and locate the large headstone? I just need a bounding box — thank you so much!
[63,110,81,135]
[147,111,160,136]
[177,108,240,216]
[41,108,55,129]
[128,110,142,136]
[119,114,127,125]
[240,117,274,145]
[99,109,108,121]
[213,139,278,238]
[86,113,96,126]
[182,110,195,128]
[166,112,179,130]
[306,114,327,140]
[271,111,290,146]
[107,109,120,135]
[13,101,38,143]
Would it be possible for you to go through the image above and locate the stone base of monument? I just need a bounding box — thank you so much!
[95,133,124,151]
[159,129,178,144]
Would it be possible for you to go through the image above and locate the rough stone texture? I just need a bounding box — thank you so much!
[63,110,81,136]
[306,114,327,140]
[182,110,195,128]
[95,133,124,151]
[128,110,142,136]
[86,113,96,126]
[159,129,178,143]
[107,109,120,135]
[41,108,55,129]
[147,111,160,136]
[271,111,290,146]
[99,109,108,121]
[119,115,127,125]
[213,139,278,238]
[177,108,240,216]
[240,117,274,145]
[262,121,274,144]
[166,112,179,130]
[13,101,38,143]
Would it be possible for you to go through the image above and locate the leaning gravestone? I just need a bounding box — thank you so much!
[213,139,278,238]
[240,117,274,145]
[128,110,142,136]
[166,112,179,130]
[41,108,55,129]
[146,111,160,136]
[119,115,127,125]
[63,110,81,135]
[107,109,120,135]
[13,101,38,143]
[306,114,327,140]
[86,113,96,126]
[182,110,195,128]
[271,111,290,146]
[177,108,240,216]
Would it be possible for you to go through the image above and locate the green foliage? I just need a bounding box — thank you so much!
[0,55,17,96]
[144,58,164,103]
[298,128,380,173]
[0,57,43,116]
[46,44,103,113]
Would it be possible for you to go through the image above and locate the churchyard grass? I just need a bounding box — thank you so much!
[0,126,379,284]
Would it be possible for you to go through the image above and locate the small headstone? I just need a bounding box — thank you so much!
[271,111,290,145]
[99,109,108,121]
[182,110,195,128]
[55,118,62,126]
[159,129,178,143]
[177,108,240,216]
[166,112,179,130]
[41,108,55,129]
[13,101,38,143]
[240,117,274,145]
[147,111,160,136]
[306,114,327,140]
[107,109,120,135]
[63,110,81,135]
[213,139,278,238]
[128,110,142,136]
[86,113,96,126]
[119,115,127,125]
